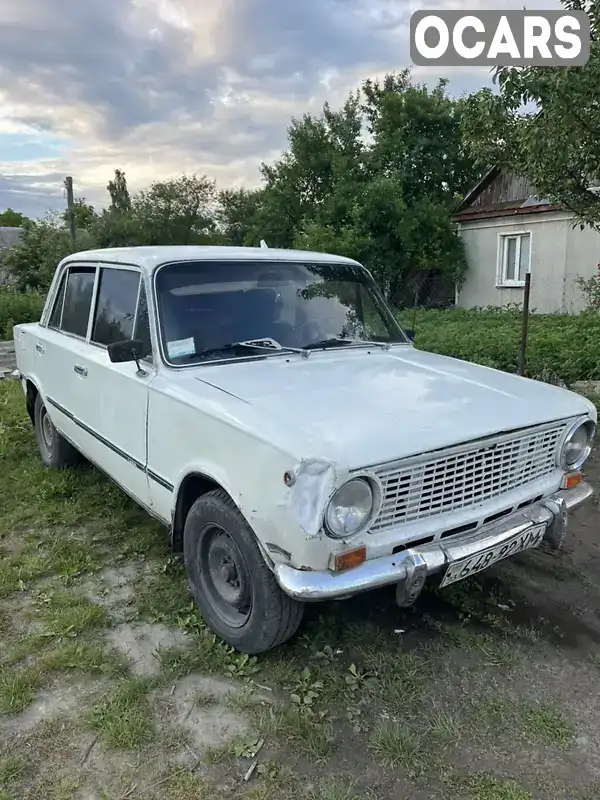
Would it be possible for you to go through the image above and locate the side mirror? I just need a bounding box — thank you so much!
[404,329,415,342]
[107,338,149,364]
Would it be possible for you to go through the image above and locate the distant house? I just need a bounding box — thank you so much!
[453,167,600,314]
[0,227,23,285]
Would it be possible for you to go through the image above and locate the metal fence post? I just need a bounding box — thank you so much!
[518,271,531,376]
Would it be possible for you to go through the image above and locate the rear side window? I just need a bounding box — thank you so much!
[91,268,140,346]
[61,267,96,337]
[48,273,67,329]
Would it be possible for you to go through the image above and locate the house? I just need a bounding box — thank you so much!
[0,227,23,285]
[453,166,600,314]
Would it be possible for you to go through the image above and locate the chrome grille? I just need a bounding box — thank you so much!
[369,422,566,533]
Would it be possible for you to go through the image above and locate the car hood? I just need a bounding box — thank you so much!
[190,345,594,468]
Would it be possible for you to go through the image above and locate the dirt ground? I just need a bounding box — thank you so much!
[2,379,600,799]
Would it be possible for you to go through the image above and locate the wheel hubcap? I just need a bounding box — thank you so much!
[200,525,252,628]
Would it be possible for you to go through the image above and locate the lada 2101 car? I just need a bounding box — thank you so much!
[13,246,596,653]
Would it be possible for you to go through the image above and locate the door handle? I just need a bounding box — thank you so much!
[73,364,88,377]
[35,343,45,354]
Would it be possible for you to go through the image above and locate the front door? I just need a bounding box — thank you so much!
[75,264,154,508]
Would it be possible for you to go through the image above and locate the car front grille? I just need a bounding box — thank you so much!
[368,422,566,533]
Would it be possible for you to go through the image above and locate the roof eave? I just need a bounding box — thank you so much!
[453,204,562,222]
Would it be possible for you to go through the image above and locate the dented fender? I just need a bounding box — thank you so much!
[279,457,346,539]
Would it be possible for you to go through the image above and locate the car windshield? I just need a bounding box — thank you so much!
[155,260,408,364]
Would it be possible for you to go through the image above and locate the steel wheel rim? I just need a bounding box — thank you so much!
[199,524,252,628]
[40,407,53,451]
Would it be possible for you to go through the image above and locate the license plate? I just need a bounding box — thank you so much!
[439,523,546,588]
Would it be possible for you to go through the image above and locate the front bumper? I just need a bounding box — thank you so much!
[274,481,593,602]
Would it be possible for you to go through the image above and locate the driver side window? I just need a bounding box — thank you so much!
[90,267,153,360]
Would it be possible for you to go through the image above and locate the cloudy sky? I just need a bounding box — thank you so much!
[0,0,562,218]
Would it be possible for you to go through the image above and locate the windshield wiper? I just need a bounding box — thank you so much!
[189,337,310,361]
[303,337,391,351]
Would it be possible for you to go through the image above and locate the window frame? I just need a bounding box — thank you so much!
[46,263,99,341]
[496,231,532,288]
[89,264,143,349]
[41,260,155,365]
[151,257,409,371]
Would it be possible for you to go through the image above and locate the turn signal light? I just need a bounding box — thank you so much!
[562,471,582,490]
[334,545,367,573]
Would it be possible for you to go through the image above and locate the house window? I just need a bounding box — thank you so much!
[498,232,531,287]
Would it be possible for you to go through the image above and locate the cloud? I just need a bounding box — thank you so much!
[0,0,551,217]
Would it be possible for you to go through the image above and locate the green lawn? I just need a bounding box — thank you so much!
[2,372,600,799]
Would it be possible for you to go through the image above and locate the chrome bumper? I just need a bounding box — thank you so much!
[274,482,594,602]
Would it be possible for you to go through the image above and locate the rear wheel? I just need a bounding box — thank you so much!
[34,394,80,469]
[183,489,304,654]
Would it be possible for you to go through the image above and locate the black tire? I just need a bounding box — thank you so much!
[183,489,305,654]
[34,394,81,469]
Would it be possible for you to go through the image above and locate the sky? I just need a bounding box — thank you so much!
[0,0,563,219]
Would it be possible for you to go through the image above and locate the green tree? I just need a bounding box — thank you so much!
[362,71,480,206]
[256,70,475,306]
[0,208,29,227]
[462,1,600,228]
[132,174,217,245]
[107,169,132,213]
[218,187,264,246]
[62,198,97,232]
[3,215,94,291]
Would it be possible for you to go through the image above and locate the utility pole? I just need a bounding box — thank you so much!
[65,176,76,246]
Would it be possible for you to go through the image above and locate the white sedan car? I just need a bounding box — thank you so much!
[14,245,596,653]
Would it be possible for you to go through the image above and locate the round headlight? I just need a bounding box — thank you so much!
[561,419,596,471]
[325,478,375,539]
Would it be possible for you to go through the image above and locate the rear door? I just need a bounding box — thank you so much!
[33,264,98,450]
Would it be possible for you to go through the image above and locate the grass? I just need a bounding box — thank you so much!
[147,768,212,799]
[258,706,335,761]
[460,775,533,800]
[87,678,156,749]
[397,306,600,386]
[466,696,575,748]
[38,641,128,677]
[0,756,28,786]
[369,720,432,776]
[0,338,599,798]
[306,778,372,800]
[518,702,575,747]
[35,593,107,638]
[0,666,41,713]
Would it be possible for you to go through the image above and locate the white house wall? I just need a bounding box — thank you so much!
[456,212,600,313]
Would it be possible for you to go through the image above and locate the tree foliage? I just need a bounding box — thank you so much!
[107,169,131,214]
[462,0,600,229]
[2,70,479,303]
[3,215,95,291]
[0,208,29,228]
[225,71,481,306]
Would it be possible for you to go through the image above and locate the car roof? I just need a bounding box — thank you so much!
[59,245,363,275]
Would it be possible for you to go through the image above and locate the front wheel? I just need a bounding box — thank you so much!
[183,489,305,654]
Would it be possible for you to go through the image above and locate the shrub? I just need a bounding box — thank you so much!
[575,264,600,311]
[0,289,46,340]
[398,307,600,386]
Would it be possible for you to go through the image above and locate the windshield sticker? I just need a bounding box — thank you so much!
[167,337,195,359]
